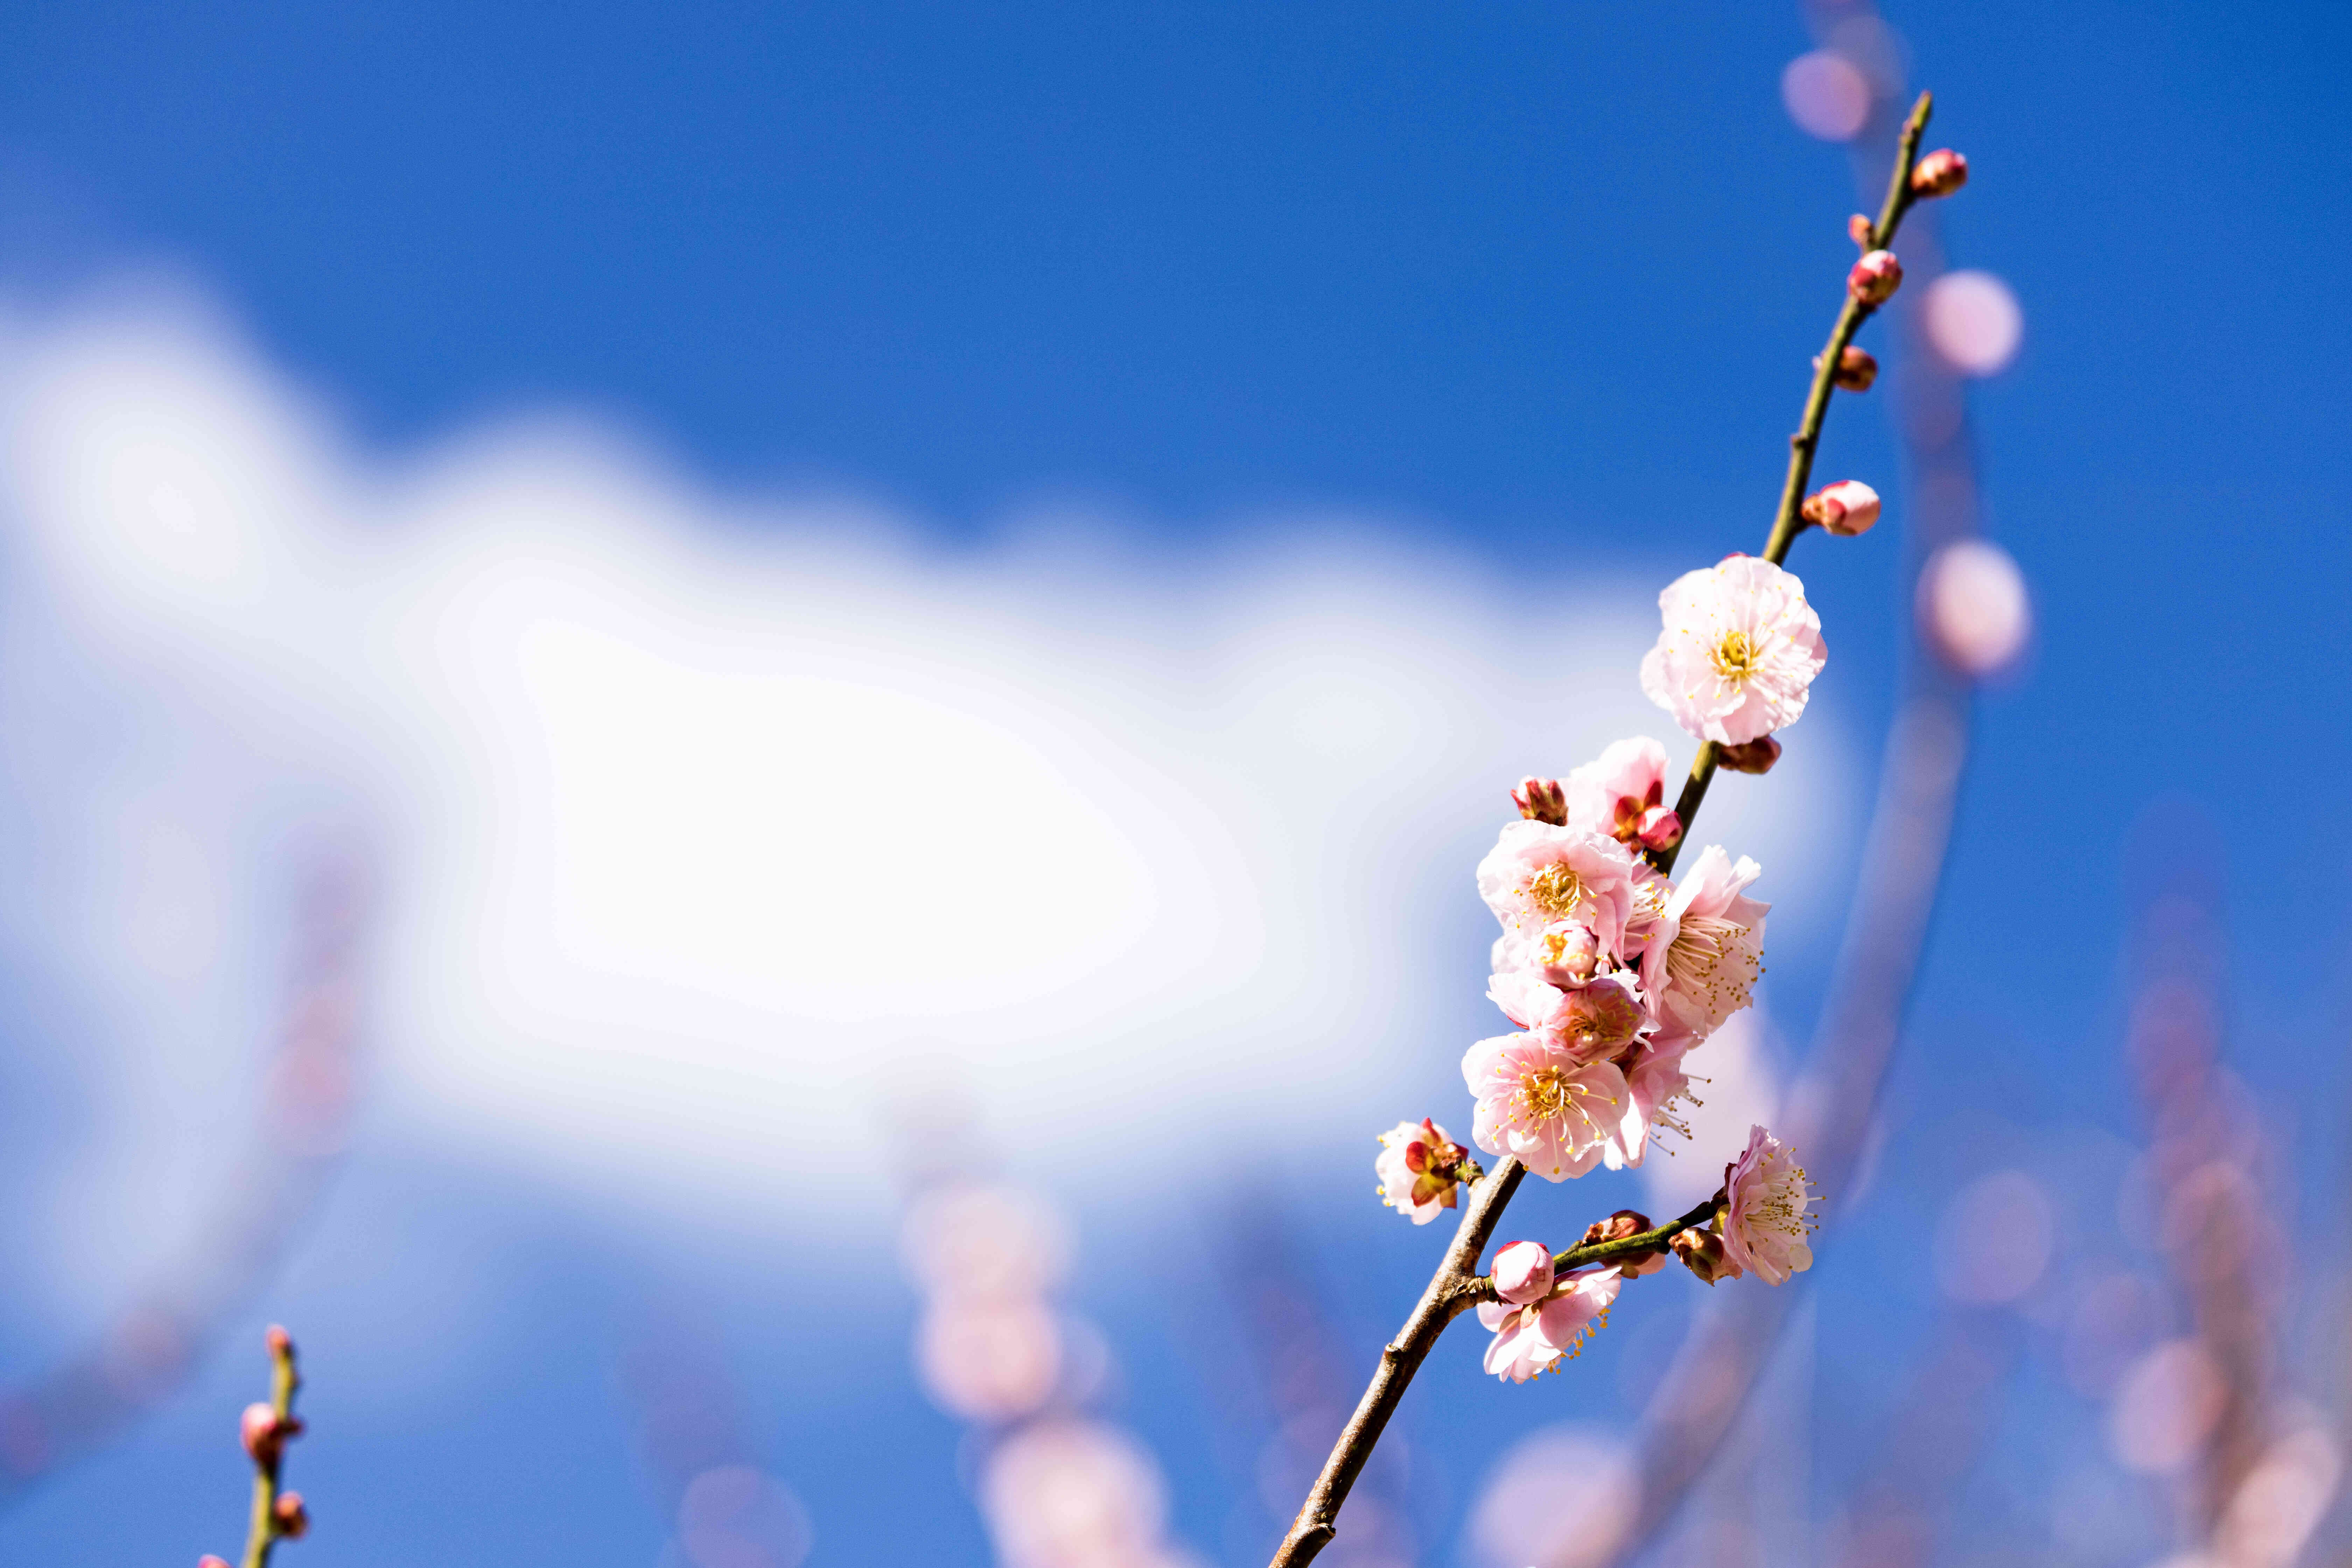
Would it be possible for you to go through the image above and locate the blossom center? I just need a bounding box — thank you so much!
[1711,629,1760,684]
[1514,1064,1604,1127]
[1667,914,1756,1009]
[1525,863,1588,921]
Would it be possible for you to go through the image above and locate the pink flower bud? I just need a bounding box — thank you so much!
[1636,807,1682,854]
[264,1325,293,1359]
[1819,344,1877,392]
[1715,735,1782,776]
[1910,148,1968,198]
[273,1492,310,1539]
[240,1404,301,1465]
[201,1557,233,1568]
[1671,1227,1738,1285]
[1578,1209,1654,1247]
[1492,1240,1556,1306]
[1802,479,1881,538]
[1847,249,1902,307]
[1511,776,1568,826]
[1847,212,1872,248]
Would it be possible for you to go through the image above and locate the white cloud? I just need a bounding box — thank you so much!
[0,280,1862,1271]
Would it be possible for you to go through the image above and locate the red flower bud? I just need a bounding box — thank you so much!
[1511,776,1568,826]
[1818,344,1877,392]
[1847,249,1903,307]
[273,1492,310,1539]
[1802,479,1882,538]
[240,1403,302,1465]
[1910,148,1968,198]
[1715,735,1782,776]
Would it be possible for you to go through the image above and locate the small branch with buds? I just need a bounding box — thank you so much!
[1269,89,1969,1568]
[201,1326,308,1568]
[1659,89,1948,878]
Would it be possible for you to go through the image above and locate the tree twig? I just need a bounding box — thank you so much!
[1265,91,1940,1568]
[1658,90,1934,877]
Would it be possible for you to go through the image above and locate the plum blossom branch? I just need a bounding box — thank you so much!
[1269,90,1963,1568]
[1657,89,1936,878]
[199,1326,308,1568]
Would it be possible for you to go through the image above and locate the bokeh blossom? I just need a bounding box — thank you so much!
[1374,1117,1476,1224]
[1476,1264,1622,1382]
[1638,556,1826,746]
[1719,1124,1817,1285]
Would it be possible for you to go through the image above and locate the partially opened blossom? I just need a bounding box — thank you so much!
[1638,556,1826,746]
[1476,1266,1623,1382]
[1463,1033,1630,1181]
[1476,822,1642,954]
[1621,1032,1696,1155]
[1643,846,1769,1037]
[1486,971,1646,1059]
[1511,776,1568,825]
[1720,1124,1818,1285]
[1374,1118,1477,1224]
[1562,737,1671,843]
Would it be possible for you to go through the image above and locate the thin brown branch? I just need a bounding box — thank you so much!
[1268,1157,1525,1568]
[1448,1194,1726,1314]
[1656,89,1934,878]
[1265,90,1943,1568]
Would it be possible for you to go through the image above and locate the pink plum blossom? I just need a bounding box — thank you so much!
[1491,1240,1555,1305]
[1562,736,1671,844]
[1476,1266,1623,1382]
[1621,1032,1696,1154]
[1638,556,1827,746]
[1720,1124,1818,1285]
[1374,1118,1475,1224]
[1486,971,1646,1060]
[1463,1032,1630,1181]
[1476,822,1642,955]
[1642,846,1768,1037]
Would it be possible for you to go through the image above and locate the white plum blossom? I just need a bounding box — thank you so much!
[1639,555,1826,746]
[1374,1118,1475,1225]
[1719,1124,1817,1285]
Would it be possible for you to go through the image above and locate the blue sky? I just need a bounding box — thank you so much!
[0,4,2345,1566]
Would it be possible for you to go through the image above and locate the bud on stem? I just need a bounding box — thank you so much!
[1848,250,1903,308]
[1910,148,1968,198]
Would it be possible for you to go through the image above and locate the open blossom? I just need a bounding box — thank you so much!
[1638,556,1826,746]
[1476,822,1641,955]
[1374,1118,1476,1224]
[1720,1124,1817,1285]
[1476,1265,1622,1382]
[1621,1032,1696,1155]
[1463,1032,1636,1181]
[1642,846,1768,1036]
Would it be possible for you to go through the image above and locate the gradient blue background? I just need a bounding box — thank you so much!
[0,3,2344,1564]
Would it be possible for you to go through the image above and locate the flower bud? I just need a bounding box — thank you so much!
[201,1557,233,1568]
[1578,1209,1652,1246]
[1819,344,1877,392]
[1492,1240,1556,1306]
[265,1325,293,1359]
[1802,479,1881,537]
[240,1403,302,1465]
[273,1492,310,1539]
[1511,776,1568,826]
[1847,213,1872,248]
[1672,1227,1738,1285]
[1636,807,1682,855]
[1910,148,1968,198]
[1715,735,1782,776]
[1847,249,1902,307]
